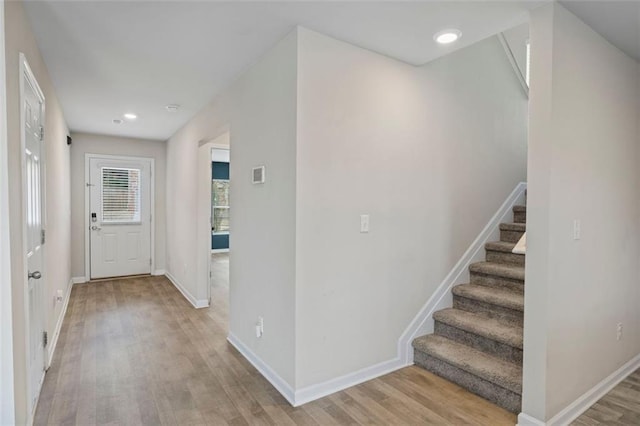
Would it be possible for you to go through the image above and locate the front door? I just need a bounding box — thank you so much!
[88,157,152,279]
[22,56,46,412]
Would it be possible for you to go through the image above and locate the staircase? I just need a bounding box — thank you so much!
[412,204,526,413]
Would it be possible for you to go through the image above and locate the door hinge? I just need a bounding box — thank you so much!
[43,331,48,348]
[41,229,46,245]
[39,126,44,141]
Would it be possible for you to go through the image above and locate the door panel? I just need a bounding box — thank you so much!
[22,60,45,413]
[89,158,151,279]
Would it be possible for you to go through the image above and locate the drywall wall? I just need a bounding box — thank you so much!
[522,3,640,422]
[4,1,71,423]
[295,28,528,387]
[0,1,15,423]
[69,132,167,279]
[166,30,298,386]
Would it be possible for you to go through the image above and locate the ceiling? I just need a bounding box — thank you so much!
[560,1,640,62]
[23,1,549,141]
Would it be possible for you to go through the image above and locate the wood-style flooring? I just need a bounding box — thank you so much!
[35,254,517,425]
[573,368,640,425]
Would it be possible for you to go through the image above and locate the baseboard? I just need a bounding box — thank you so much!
[397,182,527,364]
[152,269,166,276]
[71,276,86,284]
[46,278,73,368]
[545,353,640,425]
[294,357,408,406]
[517,412,545,426]
[211,248,229,254]
[227,332,295,405]
[165,271,209,309]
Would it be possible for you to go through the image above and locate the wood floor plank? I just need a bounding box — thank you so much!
[35,254,518,425]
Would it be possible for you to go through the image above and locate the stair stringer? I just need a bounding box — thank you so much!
[398,182,527,365]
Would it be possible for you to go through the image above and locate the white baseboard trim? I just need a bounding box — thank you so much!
[397,182,527,364]
[211,248,229,254]
[547,353,640,425]
[152,269,166,276]
[165,271,209,309]
[294,357,408,406]
[227,332,295,405]
[517,413,545,426]
[71,276,86,284]
[46,277,73,368]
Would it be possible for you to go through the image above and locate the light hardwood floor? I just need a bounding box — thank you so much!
[573,368,640,425]
[35,254,517,425]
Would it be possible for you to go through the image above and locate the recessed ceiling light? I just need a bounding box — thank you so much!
[165,104,180,112]
[434,29,462,44]
[124,113,137,120]
[112,119,123,125]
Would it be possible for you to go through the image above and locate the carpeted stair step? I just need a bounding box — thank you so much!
[513,205,526,224]
[469,262,524,292]
[500,222,526,243]
[412,334,522,413]
[452,284,524,325]
[433,308,523,363]
[485,241,525,266]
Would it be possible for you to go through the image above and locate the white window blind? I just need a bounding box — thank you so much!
[102,167,141,223]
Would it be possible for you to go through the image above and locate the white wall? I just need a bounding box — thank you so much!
[166,30,298,386]
[69,132,167,279]
[4,1,71,423]
[295,28,528,388]
[0,1,15,424]
[522,3,640,422]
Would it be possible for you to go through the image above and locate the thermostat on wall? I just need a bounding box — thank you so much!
[252,166,265,184]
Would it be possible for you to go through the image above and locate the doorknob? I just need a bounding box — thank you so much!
[91,225,102,231]
[28,271,42,280]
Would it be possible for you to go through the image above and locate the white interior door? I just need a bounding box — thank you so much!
[89,157,151,279]
[22,55,45,413]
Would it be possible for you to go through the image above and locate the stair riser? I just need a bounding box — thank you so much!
[453,296,524,326]
[513,211,526,224]
[413,351,521,413]
[485,250,525,266]
[470,272,524,293]
[500,229,524,243]
[434,321,523,364]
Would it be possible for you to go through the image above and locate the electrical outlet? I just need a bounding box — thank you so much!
[255,316,264,338]
[573,219,581,240]
[56,289,63,302]
[617,322,623,341]
[360,214,370,233]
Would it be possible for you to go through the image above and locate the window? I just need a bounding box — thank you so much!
[212,180,229,233]
[102,167,141,223]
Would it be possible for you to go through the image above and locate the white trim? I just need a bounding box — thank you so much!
[0,2,15,423]
[498,32,529,97]
[294,357,406,406]
[397,182,527,364]
[152,269,166,276]
[165,271,209,309]
[84,154,155,280]
[19,52,47,422]
[211,248,229,254]
[517,413,545,426]
[46,278,72,368]
[227,332,295,405]
[71,276,86,285]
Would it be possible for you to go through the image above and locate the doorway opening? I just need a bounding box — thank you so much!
[198,132,229,310]
[84,154,154,280]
